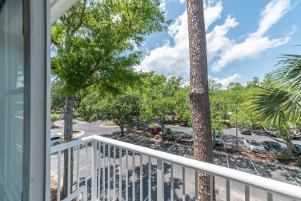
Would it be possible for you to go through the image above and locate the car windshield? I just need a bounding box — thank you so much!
[216,135,221,139]
[271,143,285,150]
[295,145,301,151]
[249,141,261,146]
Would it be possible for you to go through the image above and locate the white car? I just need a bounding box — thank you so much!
[243,139,265,153]
[265,127,278,137]
[51,135,63,146]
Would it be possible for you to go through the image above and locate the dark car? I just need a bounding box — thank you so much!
[293,144,301,155]
[262,141,286,152]
[150,127,162,134]
[163,128,171,134]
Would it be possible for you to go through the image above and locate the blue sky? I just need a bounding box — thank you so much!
[135,0,301,88]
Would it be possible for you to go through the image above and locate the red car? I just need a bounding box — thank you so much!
[150,127,162,134]
[179,122,187,126]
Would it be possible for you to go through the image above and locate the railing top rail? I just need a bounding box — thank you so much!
[51,136,94,153]
[51,135,301,200]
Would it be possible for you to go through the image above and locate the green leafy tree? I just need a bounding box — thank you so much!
[98,93,140,135]
[141,75,175,136]
[174,86,191,125]
[51,81,65,111]
[51,0,171,197]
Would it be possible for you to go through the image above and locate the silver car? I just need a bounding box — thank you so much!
[243,139,265,153]
[214,135,223,146]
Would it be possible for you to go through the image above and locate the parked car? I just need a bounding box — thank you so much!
[150,127,162,134]
[265,127,278,137]
[51,135,63,146]
[179,122,187,126]
[213,135,223,146]
[289,130,301,140]
[163,128,171,134]
[262,141,286,152]
[293,144,301,155]
[239,125,251,135]
[243,139,265,153]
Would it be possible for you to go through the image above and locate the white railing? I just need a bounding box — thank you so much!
[51,135,301,201]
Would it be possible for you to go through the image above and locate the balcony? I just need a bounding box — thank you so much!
[50,135,301,201]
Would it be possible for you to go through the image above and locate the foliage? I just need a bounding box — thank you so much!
[72,120,77,124]
[51,81,65,111]
[270,150,290,160]
[51,114,60,123]
[141,75,182,135]
[166,133,174,140]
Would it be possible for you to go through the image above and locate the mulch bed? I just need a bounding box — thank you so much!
[102,122,119,127]
[113,130,301,168]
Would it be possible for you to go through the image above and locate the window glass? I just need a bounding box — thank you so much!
[0,0,24,200]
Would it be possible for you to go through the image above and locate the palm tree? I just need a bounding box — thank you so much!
[187,0,215,200]
[250,54,301,159]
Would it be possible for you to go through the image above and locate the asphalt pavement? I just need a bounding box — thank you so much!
[50,121,301,201]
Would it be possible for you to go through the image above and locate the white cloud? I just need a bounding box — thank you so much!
[209,73,242,88]
[159,0,166,11]
[211,0,293,72]
[136,0,223,82]
[136,0,295,85]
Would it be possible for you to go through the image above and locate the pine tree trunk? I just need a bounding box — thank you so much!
[62,95,74,199]
[187,0,215,200]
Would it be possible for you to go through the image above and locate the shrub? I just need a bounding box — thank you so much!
[73,120,77,124]
[51,114,60,123]
[166,133,174,140]
[165,120,174,124]
[270,150,290,159]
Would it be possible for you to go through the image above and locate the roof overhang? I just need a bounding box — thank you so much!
[50,0,78,24]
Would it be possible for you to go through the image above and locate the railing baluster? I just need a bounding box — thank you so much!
[162,161,164,198]
[119,147,122,201]
[85,143,88,196]
[103,144,106,200]
[98,142,101,200]
[195,170,198,201]
[245,185,250,201]
[140,154,143,201]
[182,166,185,200]
[267,192,273,201]
[226,179,230,201]
[148,156,151,201]
[92,140,97,201]
[57,151,61,201]
[210,174,213,201]
[133,151,135,201]
[171,163,174,201]
[108,144,111,200]
[68,147,71,196]
[76,145,80,201]
[114,146,116,200]
[157,159,163,201]
[126,149,129,201]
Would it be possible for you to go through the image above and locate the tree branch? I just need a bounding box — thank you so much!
[51,38,65,50]
[70,0,87,37]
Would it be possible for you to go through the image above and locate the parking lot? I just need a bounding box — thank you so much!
[51,122,301,200]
